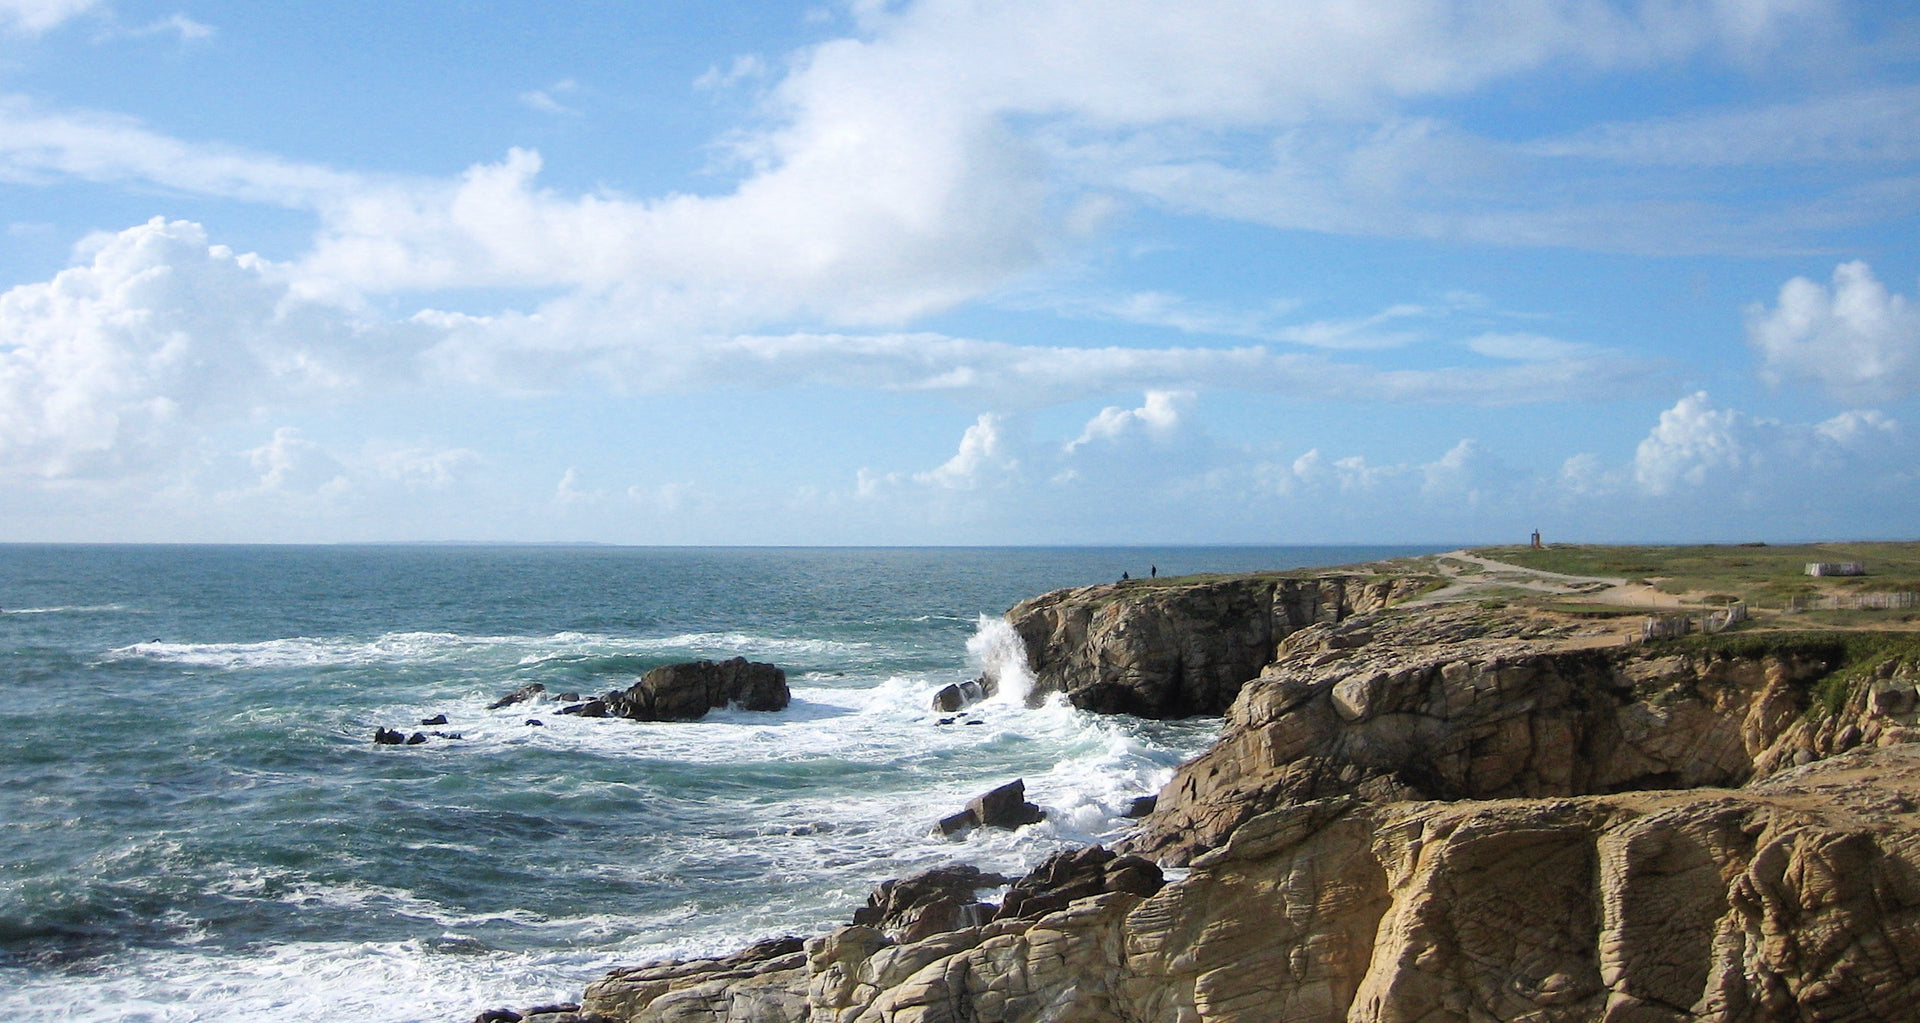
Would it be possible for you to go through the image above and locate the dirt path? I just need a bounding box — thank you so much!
[1414,550,1689,609]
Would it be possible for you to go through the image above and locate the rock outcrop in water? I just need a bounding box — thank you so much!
[557,657,791,722]
[1004,574,1431,717]
[520,570,1920,1023]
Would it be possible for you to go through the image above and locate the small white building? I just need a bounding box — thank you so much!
[1805,562,1867,577]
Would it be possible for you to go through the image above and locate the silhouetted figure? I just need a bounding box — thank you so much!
[1120,571,1130,582]
[1150,565,1157,578]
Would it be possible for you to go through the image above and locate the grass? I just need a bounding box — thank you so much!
[1470,541,1920,609]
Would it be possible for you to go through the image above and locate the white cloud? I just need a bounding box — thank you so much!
[1066,390,1187,451]
[1632,391,1757,494]
[0,0,96,34]
[0,218,416,481]
[1526,85,1920,168]
[520,79,581,116]
[245,427,348,494]
[694,55,766,91]
[1629,390,1904,497]
[0,0,1881,364]
[370,443,481,490]
[1747,261,1920,403]
[913,413,1016,489]
[1467,332,1597,362]
[0,96,368,209]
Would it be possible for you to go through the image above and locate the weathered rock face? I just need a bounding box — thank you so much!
[548,591,1920,1023]
[578,747,1920,1023]
[602,658,790,722]
[1005,574,1430,717]
[1126,605,1920,864]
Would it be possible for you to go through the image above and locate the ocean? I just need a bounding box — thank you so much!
[0,544,1434,1021]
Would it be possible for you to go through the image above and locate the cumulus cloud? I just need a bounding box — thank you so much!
[245,427,348,494]
[1630,390,1902,496]
[1067,390,1187,451]
[0,217,416,480]
[1632,392,1757,494]
[913,413,1017,489]
[1747,261,1920,403]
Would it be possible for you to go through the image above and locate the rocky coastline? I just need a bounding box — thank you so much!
[479,558,1920,1023]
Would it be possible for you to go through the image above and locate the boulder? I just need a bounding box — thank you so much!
[372,727,404,745]
[935,779,1045,836]
[931,677,992,712]
[850,864,1010,943]
[993,845,1162,922]
[611,658,789,722]
[421,713,448,726]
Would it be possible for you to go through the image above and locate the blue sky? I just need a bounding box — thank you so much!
[1,0,1917,544]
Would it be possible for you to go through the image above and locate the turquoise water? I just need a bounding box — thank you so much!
[0,544,1432,1021]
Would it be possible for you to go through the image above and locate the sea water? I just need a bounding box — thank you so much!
[0,544,1433,1021]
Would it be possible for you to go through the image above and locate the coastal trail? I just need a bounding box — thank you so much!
[1413,550,1689,610]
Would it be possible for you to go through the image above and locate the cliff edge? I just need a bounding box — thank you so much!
[511,556,1920,1023]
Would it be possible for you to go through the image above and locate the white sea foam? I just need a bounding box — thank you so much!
[964,614,1035,705]
[107,630,870,671]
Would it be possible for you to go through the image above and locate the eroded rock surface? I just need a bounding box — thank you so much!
[1005,573,1431,717]
[580,748,1920,1023]
[1128,604,1920,864]
[547,588,1920,1023]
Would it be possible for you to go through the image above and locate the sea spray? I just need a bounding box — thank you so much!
[965,613,1036,705]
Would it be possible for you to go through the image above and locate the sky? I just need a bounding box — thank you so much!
[1,0,1917,545]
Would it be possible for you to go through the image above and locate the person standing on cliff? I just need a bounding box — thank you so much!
[1150,565,1157,578]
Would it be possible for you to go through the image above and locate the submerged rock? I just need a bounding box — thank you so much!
[487,683,546,710]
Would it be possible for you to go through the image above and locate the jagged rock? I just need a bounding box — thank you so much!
[1125,604,1909,864]
[582,747,1920,1023]
[993,845,1162,922]
[583,937,809,1023]
[850,865,1010,944]
[372,727,404,745]
[1005,573,1430,717]
[935,779,1044,836]
[608,658,789,722]
[474,1010,522,1023]
[488,683,546,710]
[421,714,449,726]
[1121,794,1156,818]
[404,731,428,745]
